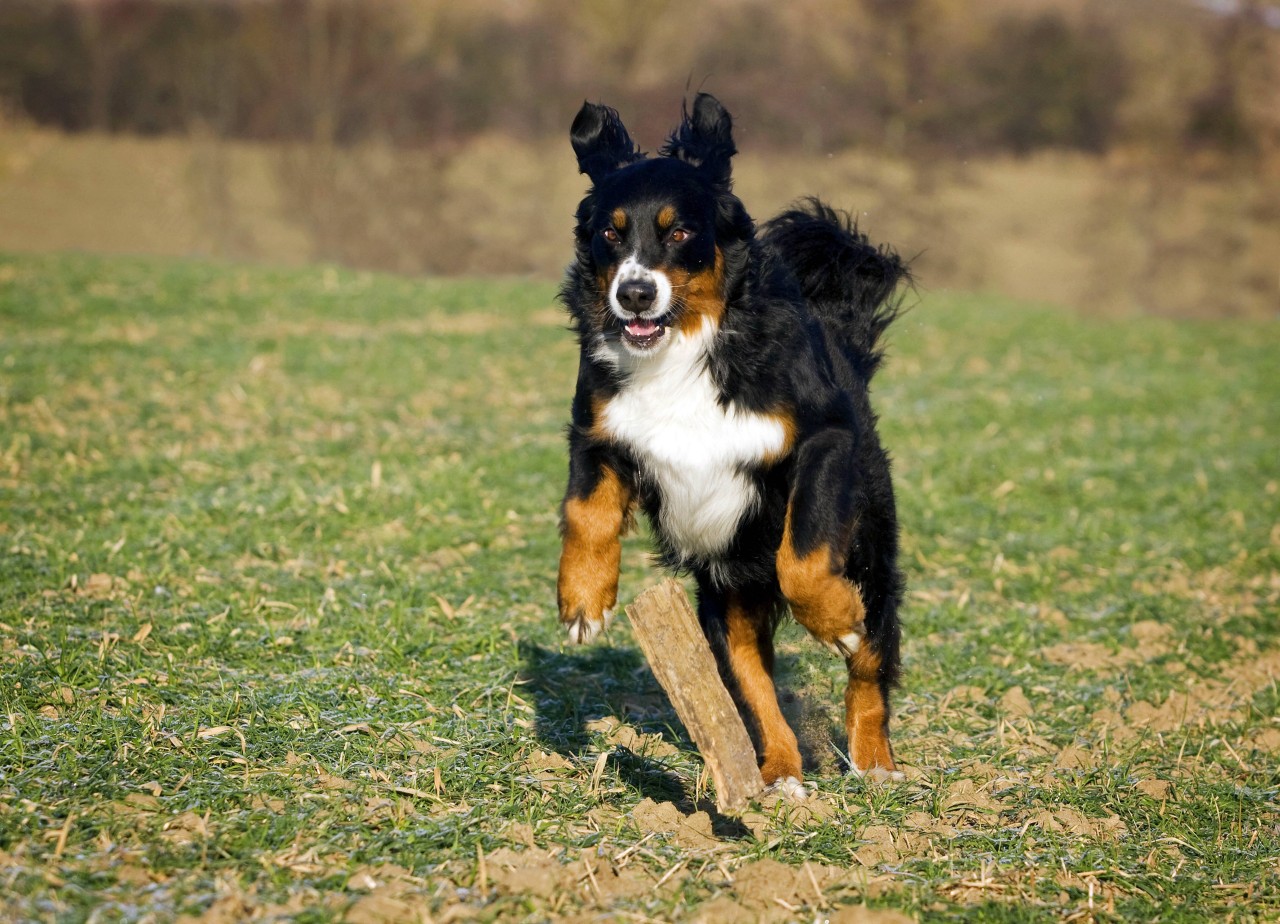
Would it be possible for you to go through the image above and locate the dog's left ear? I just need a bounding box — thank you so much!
[661,93,737,187]
[571,101,643,184]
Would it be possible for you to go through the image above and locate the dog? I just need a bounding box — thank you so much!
[556,93,909,795]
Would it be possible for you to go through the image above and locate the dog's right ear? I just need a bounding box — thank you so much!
[571,102,642,184]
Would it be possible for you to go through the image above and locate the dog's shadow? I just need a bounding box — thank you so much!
[518,638,843,828]
[519,640,691,803]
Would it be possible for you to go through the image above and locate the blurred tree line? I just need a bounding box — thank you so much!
[0,0,1276,162]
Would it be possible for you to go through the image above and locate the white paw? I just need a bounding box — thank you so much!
[824,629,863,658]
[769,776,811,801]
[566,608,613,645]
[849,765,906,783]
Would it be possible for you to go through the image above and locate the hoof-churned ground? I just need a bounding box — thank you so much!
[1,254,1276,921]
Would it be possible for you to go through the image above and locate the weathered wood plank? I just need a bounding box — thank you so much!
[625,579,765,813]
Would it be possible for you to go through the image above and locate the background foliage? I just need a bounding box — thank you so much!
[1,0,1277,158]
[1,0,1278,319]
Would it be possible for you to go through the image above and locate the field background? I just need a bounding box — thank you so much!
[1,125,1278,323]
[1,256,1277,922]
[2,0,1279,921]
[1,0,1278,320]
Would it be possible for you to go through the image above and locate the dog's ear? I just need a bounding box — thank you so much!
[571,102,642,184]
[661,93,737,187]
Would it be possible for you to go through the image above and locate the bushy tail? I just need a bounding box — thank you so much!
[761,198,910,379]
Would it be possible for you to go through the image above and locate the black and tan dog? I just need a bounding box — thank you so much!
[556,94,909,795]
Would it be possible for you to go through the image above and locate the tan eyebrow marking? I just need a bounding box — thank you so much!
[611,208,627,230]
[656,205,678,230]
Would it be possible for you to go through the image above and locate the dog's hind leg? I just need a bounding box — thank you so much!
[697,582,804,792]
[776,430,900,779]
[842,646,899,780]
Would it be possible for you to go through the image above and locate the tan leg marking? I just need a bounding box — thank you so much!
[724,593,802,786]
[776,508,897,775]
[558,468,631,643]
[845,646,897,775]
[775,510,866,648]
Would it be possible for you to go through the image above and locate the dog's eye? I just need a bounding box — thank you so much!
[668,228,691,244]
[602,228,620,243]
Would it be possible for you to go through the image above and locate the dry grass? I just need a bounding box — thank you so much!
[1,123,1276,318]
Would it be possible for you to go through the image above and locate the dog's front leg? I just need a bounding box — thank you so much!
[558,456,632,645]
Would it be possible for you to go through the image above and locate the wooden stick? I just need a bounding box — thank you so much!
[625,579,765,813]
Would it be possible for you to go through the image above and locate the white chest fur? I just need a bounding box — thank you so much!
[597,324,786,561]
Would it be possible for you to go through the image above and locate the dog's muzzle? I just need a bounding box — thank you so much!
[610,259,672,351]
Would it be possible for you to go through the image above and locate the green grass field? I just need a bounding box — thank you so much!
[1,252,1277,922]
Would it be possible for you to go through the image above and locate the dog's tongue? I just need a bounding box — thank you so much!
[626,318,660,337]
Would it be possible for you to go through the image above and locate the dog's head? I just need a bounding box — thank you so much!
[565,94,752,358]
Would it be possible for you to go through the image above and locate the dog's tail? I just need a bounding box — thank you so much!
[761,198,910,379]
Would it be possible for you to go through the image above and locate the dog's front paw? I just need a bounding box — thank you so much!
[849,764,906,783]
[767,776,811,801]
[563,607,614,645]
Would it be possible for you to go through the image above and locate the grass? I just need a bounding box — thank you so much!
[0,251,1277,922]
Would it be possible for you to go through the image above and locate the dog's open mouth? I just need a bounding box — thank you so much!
[621,317,668,350]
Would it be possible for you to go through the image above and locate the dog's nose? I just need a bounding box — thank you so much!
[616,279,657,315]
